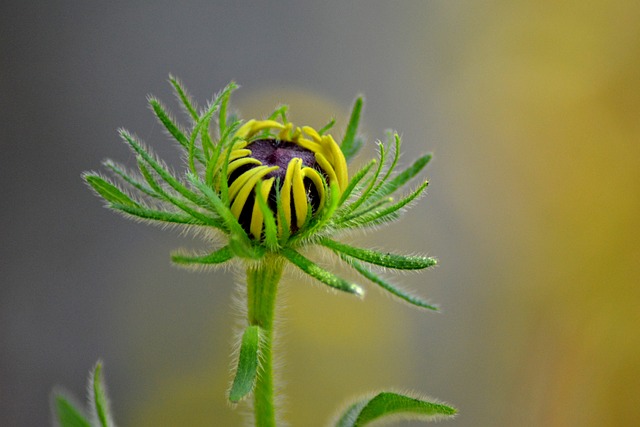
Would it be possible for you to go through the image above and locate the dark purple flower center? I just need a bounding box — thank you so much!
[247,139,319,179]
[228,139,324,237]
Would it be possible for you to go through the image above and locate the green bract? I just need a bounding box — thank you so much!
[85,77,438,310]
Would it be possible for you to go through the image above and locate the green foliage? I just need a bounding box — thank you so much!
[54,396,91,427]
[229,325,261,402]
[335,392,457,426]
[71,77,454,426]
[53,363,114,427]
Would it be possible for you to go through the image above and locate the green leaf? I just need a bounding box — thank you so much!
[341,96,364,162]
[320,238,437,270]
[335,391,456,427]
[343,141,386,215]
[281,247,364,296]
[148,97,192,155]
[255,184,279,250]
[169,74,199,122]
[136,160,217,226]
[342,255,438,311]
[114,203,214,226]
[171,245,234,265]
[119,130,203,206]
[90,362,114,427]
[187,174,263,259]
[341,180,429,228]
[84,174,139,208]
[339,158,376,206]
[318,117,336,135]
[229,325,261,402]
[53,395,91,427]
[103,160,159,199]
[370,153,432,203]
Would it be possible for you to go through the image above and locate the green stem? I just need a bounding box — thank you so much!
[246,255,284,427]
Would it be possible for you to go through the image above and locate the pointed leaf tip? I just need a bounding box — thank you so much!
[335,391,456,427]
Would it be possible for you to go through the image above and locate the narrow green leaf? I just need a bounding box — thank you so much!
[338,158,376,206]
[343,141,386,214]
[370,153,432,203]
[267,105,288,122]
[187,174,263,259]
[169,74,199,122]
[54,395,91,427]
[84,174,139,208]
[91,362,114,427]
[336,392,456,427]
[149,97,191,152]
[218,82,238,137]
[103,160,159,199]
[341,180,429,228]
[113,204,214,226]
[171,245,234,265]
[281,248,364,296]
[341,97,364,162]
[255,185,279,250]
[370,132,401,196]
[318,117,336,135]
[229,325,261,402]
[342,255,438,311]
[136,160,217,226]
[119,130,203,206]
[320,238,437,270]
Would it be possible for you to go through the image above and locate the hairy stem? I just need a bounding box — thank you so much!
[246,255,284,427]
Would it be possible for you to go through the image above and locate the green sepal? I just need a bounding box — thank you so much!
[342,255,438,311]
[335,391,456,427]
[53,395,91,427]
[320,238,437,270]
[281,247,364,296]
[229,325,261,402]
[341,96,364,162]
[171,245,234,265]
[89,362,114,427]
[84,174,139,208]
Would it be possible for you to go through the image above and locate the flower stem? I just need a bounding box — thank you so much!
[246,255,284,427]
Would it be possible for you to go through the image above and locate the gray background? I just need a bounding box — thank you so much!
[4,1,639,426]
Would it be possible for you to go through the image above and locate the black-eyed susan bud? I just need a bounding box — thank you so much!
[226,120,348,241]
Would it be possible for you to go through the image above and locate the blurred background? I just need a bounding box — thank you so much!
[2,1,639,426]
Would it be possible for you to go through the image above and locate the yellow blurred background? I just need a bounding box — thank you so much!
[2,1,639,426]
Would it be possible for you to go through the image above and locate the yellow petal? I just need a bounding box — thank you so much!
[250,177,275,239]
[230,166,278,218]
[302,167,325,210]
[302,126,322,142]
[292,161,308,228]
[279,158,299,236]
[322,135,348,190]
[227,157,262,176]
